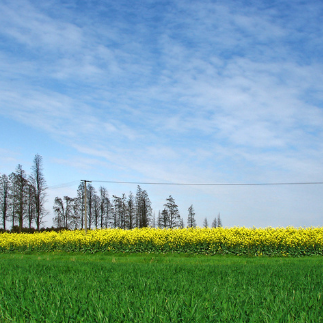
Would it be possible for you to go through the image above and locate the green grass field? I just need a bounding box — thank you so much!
[0,253,322,322]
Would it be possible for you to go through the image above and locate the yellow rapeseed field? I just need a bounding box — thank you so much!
[1,227,323,256]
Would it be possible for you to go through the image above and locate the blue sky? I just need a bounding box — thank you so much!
[1,0,323,228]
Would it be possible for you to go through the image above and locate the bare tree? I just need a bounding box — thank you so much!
[26,183,36,229]
[151,211,156,228]
[105,194,112,228]
[70,198,81,229]
[87,184,96,229]
[93,194,100,229]
[158,209,168,228]
[212,216,217,228]
[0,174,10,230]
[157,210,162,228]
[164,195,180,229]
[53,196,74,229]
[187,204,196,228]
[135,186,142,228]
[136,186,152,228]
[217,213,222,227]
[8,172,18,228]
[53,197,64,228]
[141,190,152,228]
[203,217,208,228]
[30,154,47,231]
[112,195,122,228]
[13,165,28,232]
[120,193,127,229]
[77,182,85,229]
[63,196,74,228]
[99,186,108,229]
[127,192,135,229]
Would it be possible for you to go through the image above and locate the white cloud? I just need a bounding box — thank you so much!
[0,0,83,51]
[1,0,323,226]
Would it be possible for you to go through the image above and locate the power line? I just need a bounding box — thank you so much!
[90,180,323,186]
[46,180,323,189]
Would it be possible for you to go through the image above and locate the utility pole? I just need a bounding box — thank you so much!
[81,180,92,233]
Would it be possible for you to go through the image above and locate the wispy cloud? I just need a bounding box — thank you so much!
[1,0,323,226]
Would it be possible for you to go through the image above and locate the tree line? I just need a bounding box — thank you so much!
[52,183,154,230]
[53,184,185,230]
[53,185,222,230]
[0,155,222,231]
[0,154,47,232]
